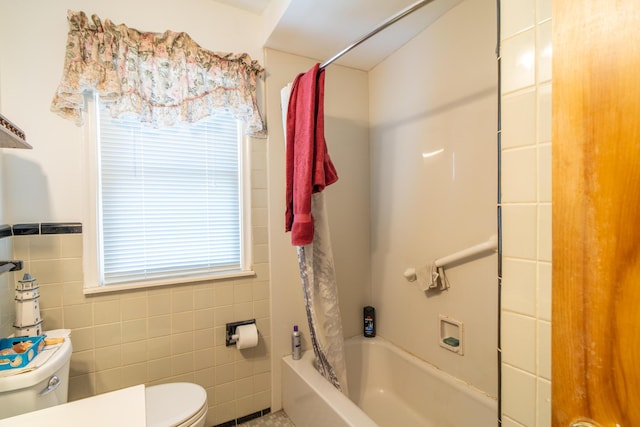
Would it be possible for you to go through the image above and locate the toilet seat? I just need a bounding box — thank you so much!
[145,382,208,427]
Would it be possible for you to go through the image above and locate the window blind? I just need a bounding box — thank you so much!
[98,106,242,285]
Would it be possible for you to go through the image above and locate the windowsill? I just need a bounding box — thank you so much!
[83,269,256,295]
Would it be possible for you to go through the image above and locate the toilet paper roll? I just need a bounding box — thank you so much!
[234,323,259,350]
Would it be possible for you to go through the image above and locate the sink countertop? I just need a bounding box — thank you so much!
[0,384,146,426]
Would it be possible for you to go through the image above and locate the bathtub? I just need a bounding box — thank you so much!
[282,336,497,427]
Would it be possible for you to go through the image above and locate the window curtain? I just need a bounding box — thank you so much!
[51,10,265,136]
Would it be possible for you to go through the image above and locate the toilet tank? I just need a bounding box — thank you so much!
[0,337,72,419]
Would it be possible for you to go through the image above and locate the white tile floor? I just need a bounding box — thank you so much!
[239,410,295,426]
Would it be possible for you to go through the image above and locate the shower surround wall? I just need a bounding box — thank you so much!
[368,0,498,397]
[264,48,371,411]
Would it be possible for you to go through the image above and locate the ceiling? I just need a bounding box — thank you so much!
[213,0,271,15]
[212,0,463,71]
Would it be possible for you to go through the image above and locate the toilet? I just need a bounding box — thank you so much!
[0,333,207,427]
[0,334,73,419]
[145,382,208,427]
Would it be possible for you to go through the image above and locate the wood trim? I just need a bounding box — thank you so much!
[552,1,640,425]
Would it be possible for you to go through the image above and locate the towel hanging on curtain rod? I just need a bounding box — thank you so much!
[319,0,437,69]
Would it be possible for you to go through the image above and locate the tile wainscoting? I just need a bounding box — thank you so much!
[0,217,271,427]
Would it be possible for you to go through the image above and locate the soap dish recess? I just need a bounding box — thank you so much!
[439,314,463,355]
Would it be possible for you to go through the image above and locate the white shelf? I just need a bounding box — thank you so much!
[0,113,31,149]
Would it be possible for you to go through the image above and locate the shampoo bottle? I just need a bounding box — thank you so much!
[292,325,301,360]
[364,306,376,337]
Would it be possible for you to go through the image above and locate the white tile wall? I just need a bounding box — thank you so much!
[502,259,536,315]
[502,312,536,372]
[501,0,535,38]
[500,1,552,426]
[501,30,536,94]
[502,364,537,426]
[502,89,537,149]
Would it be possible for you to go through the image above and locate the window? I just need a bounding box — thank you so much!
[83,95,252,291]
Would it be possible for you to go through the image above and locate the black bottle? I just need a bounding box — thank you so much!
[363,306,376,338]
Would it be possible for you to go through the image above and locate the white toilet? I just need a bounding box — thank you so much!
[0,334,73,419]
[0,334,207,427]
[145,382,208,427]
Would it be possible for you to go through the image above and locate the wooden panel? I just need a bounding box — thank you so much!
[552,0,640,425]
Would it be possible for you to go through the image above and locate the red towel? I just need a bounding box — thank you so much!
[285,63,338,246]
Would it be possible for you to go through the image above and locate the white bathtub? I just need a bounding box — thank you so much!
[282,336,497,427]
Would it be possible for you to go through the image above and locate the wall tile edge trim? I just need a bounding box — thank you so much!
[12,223,39,236]
[0,225,11,239]
[10,222,83,236]
[41,223,83,234]
[213,407,271,427]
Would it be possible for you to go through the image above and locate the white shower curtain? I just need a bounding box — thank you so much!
[281,83,349,396]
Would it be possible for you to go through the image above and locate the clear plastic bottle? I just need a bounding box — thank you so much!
[292,325,301,360]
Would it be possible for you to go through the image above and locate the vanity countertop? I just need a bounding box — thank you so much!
[0,384,146,426]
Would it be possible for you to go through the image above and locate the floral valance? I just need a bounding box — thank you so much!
[51,10,265,135]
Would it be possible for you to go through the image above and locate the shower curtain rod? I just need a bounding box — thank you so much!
[319,0,437,69]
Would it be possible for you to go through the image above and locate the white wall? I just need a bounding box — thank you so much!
[264,48,370,410]
[0,48,4,221]
[0,44,9,338]
[0,238,12,338]
[499,0,552,425]
[0,0,262,224]
[368,0,498,396]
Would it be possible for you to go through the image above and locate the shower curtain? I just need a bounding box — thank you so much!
[281,65,349,395]
[296,193,349,395]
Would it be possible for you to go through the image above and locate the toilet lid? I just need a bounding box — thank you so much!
[145,382,207,427]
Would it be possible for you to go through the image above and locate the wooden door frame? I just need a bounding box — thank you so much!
[552,1,640,425]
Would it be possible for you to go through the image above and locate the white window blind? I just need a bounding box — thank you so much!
[98,105,243,286]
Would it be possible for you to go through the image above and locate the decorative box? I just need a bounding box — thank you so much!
[0,335,45,371]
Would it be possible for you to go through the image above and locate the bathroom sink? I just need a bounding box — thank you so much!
[0,384,146,426]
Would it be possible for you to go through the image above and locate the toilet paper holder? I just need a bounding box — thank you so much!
[225,319,256,346]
